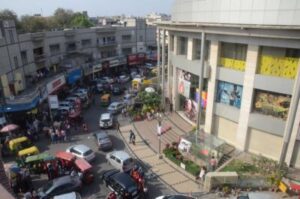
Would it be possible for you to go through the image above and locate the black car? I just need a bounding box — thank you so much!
[112,84,123,95]
[102,169,141,199]
[38,175,82,199]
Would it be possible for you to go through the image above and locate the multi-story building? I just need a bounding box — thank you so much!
[0,18,156,99]
[157,0,300,168]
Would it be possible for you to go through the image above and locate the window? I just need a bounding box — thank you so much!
[8,29,14,43]
[21,51,28,64]
[122,35,131,42]
[13,56,19,68]
[116,158,121,164]
[193,39,201,60]
[179,37,187,55]
[253,90,291,120]
[170,35,174,51]
[110,155,116,160]
[216,81,243,108]
[220,42,247,60]
[139,35,143,42]
[286,48,300,58]
[49,44,60,55]
[122,48,132,55]
[81,39,91,48]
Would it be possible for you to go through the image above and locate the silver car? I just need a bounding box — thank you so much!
[99,113,114,128]
[107,102,125,114]
[94,131,113,151]
[106,150,135,172]
[66,144,95,162]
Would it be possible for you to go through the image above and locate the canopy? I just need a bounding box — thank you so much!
[25,153,55,163]
[55,151,76,162]
[1,124,19,133]
[75,158,92,172]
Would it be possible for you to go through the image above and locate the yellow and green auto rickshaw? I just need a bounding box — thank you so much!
[19,152,54,174]
[2,136,39,157]
[100,94,111,107]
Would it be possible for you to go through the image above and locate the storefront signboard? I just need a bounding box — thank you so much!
[67,68,82,84]
[48,95,59,109]
[46,75,66,94]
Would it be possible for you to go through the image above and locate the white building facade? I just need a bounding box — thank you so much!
[157,0,300,168]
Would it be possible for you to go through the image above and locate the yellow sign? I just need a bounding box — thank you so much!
[278,181,288,193]
[143,79,152,85]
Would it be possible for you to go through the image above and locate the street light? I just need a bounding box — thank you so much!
[157,112,163,159]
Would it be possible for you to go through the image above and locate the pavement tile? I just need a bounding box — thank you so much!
[142,155,165,166]
[172,180,201,193]
[134,148,156,158]
[152,163,176,176]
[160,172,189,186]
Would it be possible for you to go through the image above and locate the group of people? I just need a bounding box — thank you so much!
[48,120,70,144]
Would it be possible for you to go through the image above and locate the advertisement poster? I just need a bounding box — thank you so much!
[178,79,191,98]
[254,91,291,120]
[195,89,207,109]
[184,98,198,122]
[216,81,243,108]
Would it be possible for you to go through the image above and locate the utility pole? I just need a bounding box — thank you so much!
[157,28,161,93]
[196,32,206,144]
[161,29,166,108]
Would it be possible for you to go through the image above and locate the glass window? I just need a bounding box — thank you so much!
[221,42,247,60]
[253,90,291,120]
[179,37,187,55]
[216,81,243,108]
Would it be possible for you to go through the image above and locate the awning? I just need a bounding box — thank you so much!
[3,95,40,113]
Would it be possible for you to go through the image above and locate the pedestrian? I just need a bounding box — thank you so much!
[61,129,66,142]
[198,166,207,183]
[129,130,135,144]
[210,156,217,171]
[132,133,136,145]
[50,130,55,144]
[170,103,173,113]
[82,122,88,133]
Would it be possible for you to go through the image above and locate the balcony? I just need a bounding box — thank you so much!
[219,57,246,72]
[31,32,45,42]
[33,54,46,62]
[95,27,116,34]
[64,29,76,37]
[97,41,117,48]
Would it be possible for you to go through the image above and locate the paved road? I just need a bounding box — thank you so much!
[2,88,174,198]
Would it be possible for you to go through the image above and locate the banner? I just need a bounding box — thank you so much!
[48,95,59,109]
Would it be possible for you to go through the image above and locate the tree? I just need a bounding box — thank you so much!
[70,12,94,28]
[53,8,74,28]
[20,15,48,33]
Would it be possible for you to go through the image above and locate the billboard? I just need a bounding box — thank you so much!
[216,81,243,108]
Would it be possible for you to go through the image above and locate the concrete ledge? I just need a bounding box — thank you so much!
[203,172,238,192]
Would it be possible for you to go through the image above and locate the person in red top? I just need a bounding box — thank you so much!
[106,192,117,199]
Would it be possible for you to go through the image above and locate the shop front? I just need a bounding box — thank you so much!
[176,69,207,124]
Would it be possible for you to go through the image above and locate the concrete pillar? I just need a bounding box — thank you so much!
[236,45,259,150]
[161,29,166,108]
[167,31,172,99]
[157,28,161,88]
[285,99,300,166]
[204,41,219,134]
[187,37,193,60]
[174,35,178,55]
[282,61,300,166]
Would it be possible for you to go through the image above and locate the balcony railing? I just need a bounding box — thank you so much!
[98,41,117,47]
[31,32,45,41]
[219,57,246,72]
[95,27,116,34]
[34,54,46,62]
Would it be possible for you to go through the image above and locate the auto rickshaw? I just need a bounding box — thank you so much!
[2,136,39,157]
[74,158,94,184]
[100,94,111,107]
[55,151,76,170]
[21,153,55,174]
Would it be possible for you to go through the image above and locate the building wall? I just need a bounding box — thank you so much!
[162,25,300,167]
[172,0,300,26]
[247,128,283,160]
[0,19,156,98]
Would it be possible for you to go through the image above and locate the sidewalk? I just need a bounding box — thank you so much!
[118,112,203,194]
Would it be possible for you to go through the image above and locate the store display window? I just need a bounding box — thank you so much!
[216,81,243,108]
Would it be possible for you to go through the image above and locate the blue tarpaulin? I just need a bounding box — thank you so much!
[3,95,40,113]
[67,68,82,84]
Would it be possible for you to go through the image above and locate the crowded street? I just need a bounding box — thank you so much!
[1,74,174,199]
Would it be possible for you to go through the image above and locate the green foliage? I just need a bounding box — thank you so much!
[20,15,48,33]
[163,146,200,176]
[221,155,288,186]
[70,13,94,28]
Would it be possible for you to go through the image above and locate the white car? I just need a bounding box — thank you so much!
[54,192,81,199]
[106,150,135,172]
[66,144,95,162]
[118,75,130,83]
[107,102,125,114]
[99,113,113,128]
[155,195,195,199]
[76,88,88,95]
[102,76,114,84]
